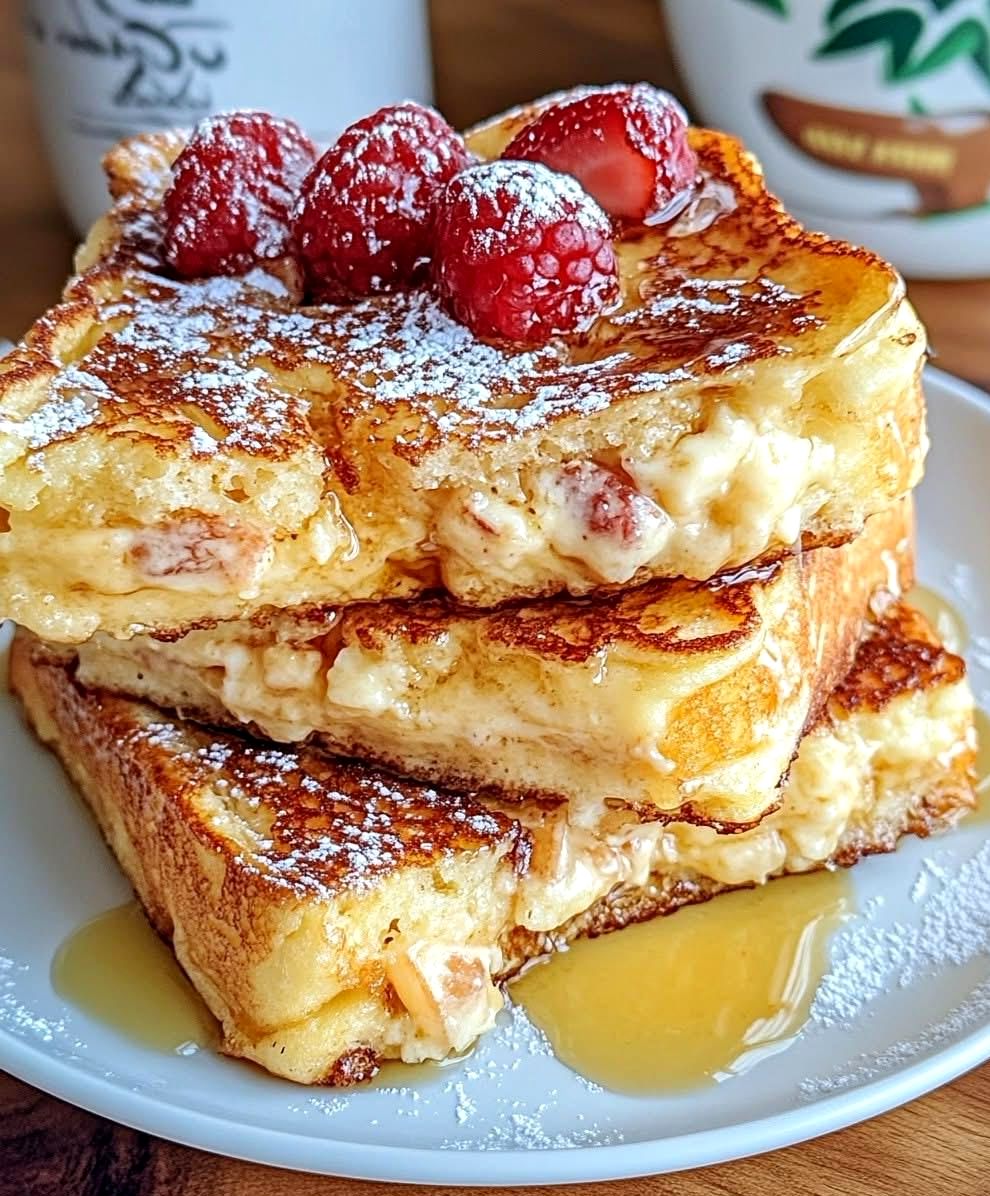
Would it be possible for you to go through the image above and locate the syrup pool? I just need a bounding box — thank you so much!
[52,901,217,1054]
[511,870,852,1094]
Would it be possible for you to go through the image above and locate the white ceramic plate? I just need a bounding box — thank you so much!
[2,366,990,1186]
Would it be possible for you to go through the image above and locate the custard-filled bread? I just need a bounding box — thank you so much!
[10,602,974,1084]
[70,502,913,828]
[0,94,925,642]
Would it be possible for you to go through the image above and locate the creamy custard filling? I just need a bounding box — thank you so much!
[383,941,505,1061]
[71,489,906,825]
[76,612,799,819]
[72,632,971,951]
[0,509,355,598]
[432,416,838,595]
[2,395,871,631]
[508,678,972,934]
[71,484,910,826]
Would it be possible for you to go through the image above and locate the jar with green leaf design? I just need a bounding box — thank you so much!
[663,0,990,277]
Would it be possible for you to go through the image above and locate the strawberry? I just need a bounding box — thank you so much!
[501,84,697,223]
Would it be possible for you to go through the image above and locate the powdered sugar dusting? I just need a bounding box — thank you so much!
[124,710,519,898]
[2,272,315,459]
[0,953,73,1045]
[242,266,292,298]
[811,841,990,1030]
[323,289,571,416]
[0,123,832,464]
[6,260,699,454]
[278,1002,622,1150]
[467,81,688,141]
[297,287,707,438]
[188,424,219,455]
[438,1004,624,1150]
[792,837,990,1098]
[443,159,611,256]
[801,978,990,1098]
[1,388,99,448]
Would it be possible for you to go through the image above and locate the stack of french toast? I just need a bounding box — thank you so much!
[0,85,977,1084]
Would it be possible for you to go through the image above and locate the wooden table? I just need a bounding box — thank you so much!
[1,3,989,1192]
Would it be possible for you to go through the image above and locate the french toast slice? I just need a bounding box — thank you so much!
[67,502,912,828]
[0,93,925,643]
[10,602,974,1084]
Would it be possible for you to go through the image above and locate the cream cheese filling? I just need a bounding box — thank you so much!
[3,400,842,625]
[77,608,803,821]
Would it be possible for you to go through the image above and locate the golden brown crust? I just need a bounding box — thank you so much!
[140,525,859,647]
[4,126,897,465]
[0,98,927,639]
[102,129,185,202]
[11,633,529,1083]
[829,601,966,715]
[344,565,772,662]
[58,123,899,464]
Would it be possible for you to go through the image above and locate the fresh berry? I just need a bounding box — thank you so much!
[431,159,618,345]
[163,110,316,278]
[293,102,471,300]
[501,84,697,223]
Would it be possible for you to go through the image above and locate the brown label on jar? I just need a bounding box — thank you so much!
[762,90,990,213]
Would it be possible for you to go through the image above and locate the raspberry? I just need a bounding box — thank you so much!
[293,102,471,300]
[431,159,618,345]
[501,84,697,223]
[163,110,316,278]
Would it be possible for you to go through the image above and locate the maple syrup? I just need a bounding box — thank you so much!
[52,901,217,1053]
[511,870,851,1094]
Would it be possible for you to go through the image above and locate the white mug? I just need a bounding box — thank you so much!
[22,0,434,234]
[663,0,990,279]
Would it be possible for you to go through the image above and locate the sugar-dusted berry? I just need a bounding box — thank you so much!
[294,102,471,300]
[431,159,618,345]
[502,84,697,223]
[163,110,316,278]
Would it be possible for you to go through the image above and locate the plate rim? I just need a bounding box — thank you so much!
[2,364,989,1186]
[3,1012,990,1186]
